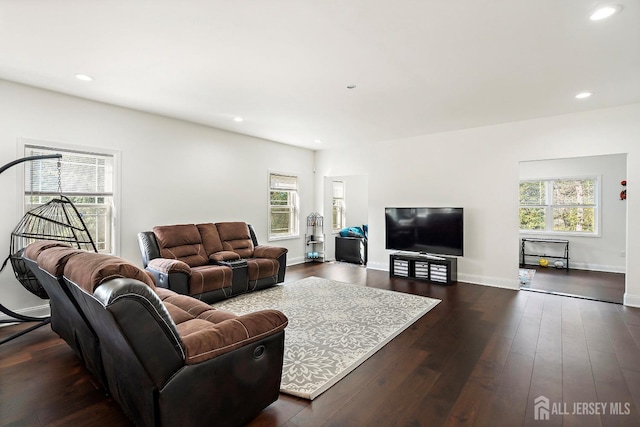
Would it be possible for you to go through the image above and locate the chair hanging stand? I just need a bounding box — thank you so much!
[0,154,98,345]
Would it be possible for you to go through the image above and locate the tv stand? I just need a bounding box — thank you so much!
[420,252,446,261]
[390,252,457,285]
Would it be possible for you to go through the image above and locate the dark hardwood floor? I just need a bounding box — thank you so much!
[2,261,640,426]
[520,266,625,304]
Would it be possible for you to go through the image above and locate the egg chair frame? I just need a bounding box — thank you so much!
[1,154,98,345]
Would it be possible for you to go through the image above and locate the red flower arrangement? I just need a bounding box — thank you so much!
[620,180,627,200]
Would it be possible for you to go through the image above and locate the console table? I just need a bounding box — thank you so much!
[520,238,569,270]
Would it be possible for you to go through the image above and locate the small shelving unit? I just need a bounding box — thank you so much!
[305,213,325,262]
[389,252,457,285]
[520,238,569,270]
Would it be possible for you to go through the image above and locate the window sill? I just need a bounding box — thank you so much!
[268,234,300,242]
[520,230,601,238]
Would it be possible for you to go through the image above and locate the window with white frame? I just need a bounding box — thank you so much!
[332,180,345,232]
[24,144,116,253]
[269,172,299,239]
[519,177,598,234]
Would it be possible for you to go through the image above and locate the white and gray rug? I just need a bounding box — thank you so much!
[212,276,440,400]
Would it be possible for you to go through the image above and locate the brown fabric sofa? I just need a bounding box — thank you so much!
[138,222,288,302]
[23,242,288,427]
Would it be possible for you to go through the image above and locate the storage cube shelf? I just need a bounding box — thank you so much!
[389,253,457,285]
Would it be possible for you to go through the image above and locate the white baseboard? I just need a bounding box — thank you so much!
[287,256,306,266]
[366,261,388,271]
[624,293,640,308]
[0,303,50,324]
[457,273,520,290]
[364,263,519,290]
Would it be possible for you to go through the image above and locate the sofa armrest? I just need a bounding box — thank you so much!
[209,251,241,262]
[253,245,288,259]
[147,258,192,275]
[180,310,288,364]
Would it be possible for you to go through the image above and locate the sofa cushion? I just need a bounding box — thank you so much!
[196,223,224,256]
[153,224,209,267]
[178,310,288,364]
[253,245,288,259]
[23,240,74,261]
[246,258,279,281]
[148,258,192,275]
[156,288,237,323]
[153,287,288,364]
[37,246,83,277]
[209,251,241,262]
[64,252,156,294]
[216,222,255,258]
[188,265,232,295]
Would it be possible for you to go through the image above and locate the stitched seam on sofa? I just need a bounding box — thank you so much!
[196,244,208,265]
[164,248,178,259]
[201,311,224,322]
[194,270,205,299]
[231,318,250,338]
[221,269,230,297]
[185,323,287,361]
[270,259,276,276]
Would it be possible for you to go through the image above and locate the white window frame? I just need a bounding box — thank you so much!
[19,138,121,254]
[519,175,601,237]
[268,171,299,241]
[332,180,345,233]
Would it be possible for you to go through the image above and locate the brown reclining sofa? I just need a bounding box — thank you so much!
[22,240,288,427]
[138,222,288,303]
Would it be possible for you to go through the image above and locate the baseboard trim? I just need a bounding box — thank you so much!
[624,293,640,308]
[365,263,519,290]
[287,256,306,266]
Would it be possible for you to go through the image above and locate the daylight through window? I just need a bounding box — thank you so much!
[332,181,345,232]
[269,172,299,239]
[519,177,598,234]
[24,145,115,253]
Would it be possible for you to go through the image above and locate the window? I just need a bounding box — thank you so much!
[24,144,116,253]
[332,181,345,232]
[519,177,598,234]
[269,172,299,239]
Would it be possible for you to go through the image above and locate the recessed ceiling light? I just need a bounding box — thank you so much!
[74,73,94,82]
[314,139,322,144]
[589,4,622,21]
[575,92,593,99]
[233,116,244,122]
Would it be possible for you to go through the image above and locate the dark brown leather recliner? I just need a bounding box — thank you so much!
[138,222,287,302]
[25,243,288,427]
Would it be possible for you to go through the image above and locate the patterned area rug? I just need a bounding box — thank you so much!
[212,276,440,400]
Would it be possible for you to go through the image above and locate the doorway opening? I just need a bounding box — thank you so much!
[518,154,627,304]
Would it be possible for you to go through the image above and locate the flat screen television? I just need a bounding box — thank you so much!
[385,207,464,256]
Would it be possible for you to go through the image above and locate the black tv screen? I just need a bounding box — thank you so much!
[385,207,464,256]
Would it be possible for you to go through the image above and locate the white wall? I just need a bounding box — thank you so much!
[315,103,640,306]
[519,154,627,272]
[0,80,314,316]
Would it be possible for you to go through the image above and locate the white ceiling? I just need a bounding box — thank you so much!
[1,1,638,150]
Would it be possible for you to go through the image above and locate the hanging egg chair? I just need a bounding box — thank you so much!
[9,194,98,298]
[0,154,97,345]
